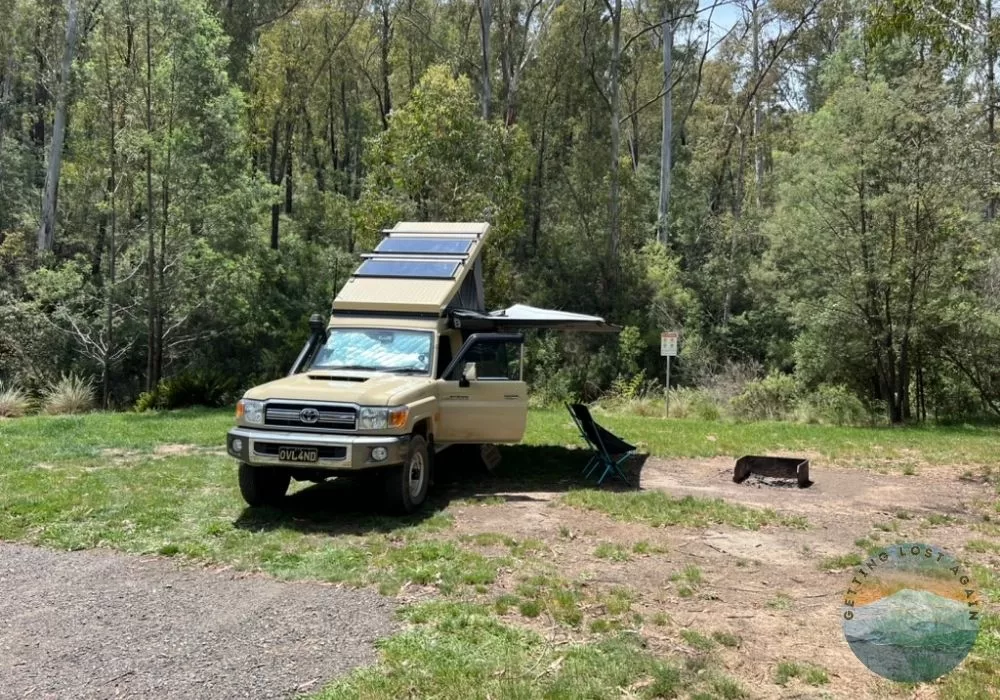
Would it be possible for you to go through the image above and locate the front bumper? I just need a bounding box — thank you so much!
[226,428,410,470]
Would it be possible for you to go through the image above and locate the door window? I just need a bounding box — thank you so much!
[448,338,522,381]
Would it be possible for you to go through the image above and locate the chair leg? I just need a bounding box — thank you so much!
[595,457,615,485]
[581,454,598,475]
[613,455,632,486]
[596,455,633,487]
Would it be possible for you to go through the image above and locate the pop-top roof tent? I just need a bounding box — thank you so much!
[331,221,619,333]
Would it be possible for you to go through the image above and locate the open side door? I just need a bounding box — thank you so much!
[450,304,620,334]
[435,333,528,444]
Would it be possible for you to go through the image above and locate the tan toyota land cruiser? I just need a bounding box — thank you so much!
[226,221,616,513]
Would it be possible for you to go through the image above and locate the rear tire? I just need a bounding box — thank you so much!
[238,463,291,507]
[382,435,430,514]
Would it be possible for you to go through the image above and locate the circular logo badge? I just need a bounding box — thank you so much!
[842,543,981,683]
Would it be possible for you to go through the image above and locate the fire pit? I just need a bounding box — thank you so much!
[733,455,812,488]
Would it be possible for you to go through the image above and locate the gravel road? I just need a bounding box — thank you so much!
[0,543,396,700]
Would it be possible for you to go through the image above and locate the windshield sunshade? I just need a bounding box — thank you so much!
[311,328,433,374]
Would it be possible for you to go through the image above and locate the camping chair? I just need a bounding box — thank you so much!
[566,403,636,486]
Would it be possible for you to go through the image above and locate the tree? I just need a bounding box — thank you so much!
[358,65,530,303]
[37,0,80,252]
[766,69,980,422]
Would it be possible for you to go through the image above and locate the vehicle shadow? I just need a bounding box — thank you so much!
[433,444,649,501]
[232,444,649,537]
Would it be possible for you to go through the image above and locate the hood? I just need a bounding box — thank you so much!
[243,371,432,405]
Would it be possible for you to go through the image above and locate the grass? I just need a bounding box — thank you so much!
[631,540,667,555]
[513,574,585,626]
[966,539,1000,554]
[681,629,716,652]
[939,566,1000,699]
[594,542,631,561]
[7,406,1000,469]
[671,564,703,586]
[766,593,793,610]
[562,490,808,530]
[0,444,501,596]
[711,630,740,648]
[774,661,829,687]
[603,586,635,615]
[4,407,1000,698]
[819,552,863,571]
[522,408,1000,466]
[311,602,695,700]
[0,382,32,417]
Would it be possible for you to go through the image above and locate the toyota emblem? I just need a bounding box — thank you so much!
[299,408,320,424]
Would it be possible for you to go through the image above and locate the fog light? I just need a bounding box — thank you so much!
[371,446,388,462]
[232,438,243,453]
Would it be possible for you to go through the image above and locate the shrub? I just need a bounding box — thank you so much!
[42,373,95,415]
[135,370,237,411]
[730,372,800,421]
[0,381,32,417]
[667,388,723,421]
[608,372,646,402]
[797,384,868,426]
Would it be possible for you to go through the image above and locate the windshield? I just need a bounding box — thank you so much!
[310,328,434,375]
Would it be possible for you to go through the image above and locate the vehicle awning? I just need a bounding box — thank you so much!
[450,304,620,333]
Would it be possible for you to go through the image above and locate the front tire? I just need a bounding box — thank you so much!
[382,435,430,514]
[238,463,291,507]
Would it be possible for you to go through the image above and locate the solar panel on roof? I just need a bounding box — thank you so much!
[375,237,474,255]
[355,259,460,279]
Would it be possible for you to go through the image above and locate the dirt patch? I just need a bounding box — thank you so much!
[86,445,226,470]
[0,543,396,700]
[153,443,200,456]
[446,456,998,698]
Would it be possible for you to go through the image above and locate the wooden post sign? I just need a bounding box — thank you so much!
[660,332,679,415]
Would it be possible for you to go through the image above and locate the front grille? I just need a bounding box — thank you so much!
[253,442,347,460]
[264,403,357,430]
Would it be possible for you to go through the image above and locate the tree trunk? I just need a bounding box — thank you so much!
[144,0,157,392]
[269,118,280,249]
[37,0,80,252]
[607,0,622,288]
[379,2,392,128]
[657,4,673,245]
[500,3,514,124]
[156,67,174,385]
[103,24,116,409]
[479,0,492,119]
[407,0,416,90]
[285,135,293,214]
[751,0,764,210]
[530,121,547,252]
[0,53,15,223]
[987,0,997,220]
[341,79,352,183]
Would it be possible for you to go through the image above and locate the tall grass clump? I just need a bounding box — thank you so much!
[795,384,869,426]
[0,381,32,417]
[730,372,801,421]
[42,373,95,415]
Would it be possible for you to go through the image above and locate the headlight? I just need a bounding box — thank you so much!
[238,399,264,425]
[358,407,388,429]
[358,406,409,430]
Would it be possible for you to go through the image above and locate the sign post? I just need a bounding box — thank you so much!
[660,331,679,415]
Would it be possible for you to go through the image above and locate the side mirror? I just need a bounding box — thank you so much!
[458,362,477,387]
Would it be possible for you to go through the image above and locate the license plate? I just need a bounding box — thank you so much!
[278,446,319,463]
